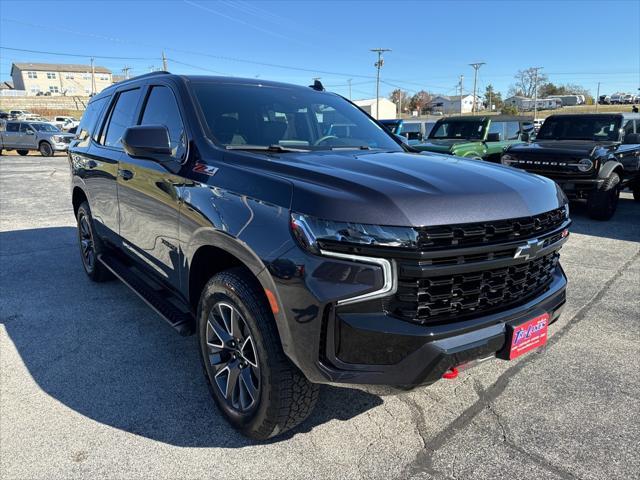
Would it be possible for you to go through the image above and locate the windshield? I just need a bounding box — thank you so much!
[537,116,621,141]
[429,120,485,140]
[30,123,60,132]
[402,123,422,133]
[192,83,402,151]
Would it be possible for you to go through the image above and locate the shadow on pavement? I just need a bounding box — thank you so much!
[567,195,640,242]
[0,227,382,448]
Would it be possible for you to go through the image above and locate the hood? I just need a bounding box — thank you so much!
[415,139,470,153]
[509,140,616,157]
[237,150,565,227]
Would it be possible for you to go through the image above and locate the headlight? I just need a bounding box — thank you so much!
[291,213,418,254]
[577,158,593,172]
[53,135,64,142]
[501,154,515,165]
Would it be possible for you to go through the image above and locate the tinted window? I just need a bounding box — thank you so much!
[402,123,422,133]
[103,89,140,148]
[430,121,484,140]
[140,86,186,160]
[6,122,19,132]
[537,116,621,141]
[623,119,635,134]
[192,83,401,151]
[77,96,109,141]
[505,121,521,140]
[20,123,32,133]
[31,123,59,132]
[487,121,504,140]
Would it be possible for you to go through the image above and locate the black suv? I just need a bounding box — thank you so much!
[502,113,640,220]
[68,73,570,439]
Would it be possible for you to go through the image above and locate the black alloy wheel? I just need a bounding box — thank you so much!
[78,210,96,273]
[205,301,260,413]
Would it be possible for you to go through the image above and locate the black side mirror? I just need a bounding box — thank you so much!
[122,125,172,158]
[26,129,35,135]
[520,132,530,142]
[624,132,640,144]
[486,132,500,142]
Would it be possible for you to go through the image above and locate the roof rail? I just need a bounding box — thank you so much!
[111,71,170,87]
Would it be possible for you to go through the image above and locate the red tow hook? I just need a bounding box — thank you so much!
[442,367,459,380]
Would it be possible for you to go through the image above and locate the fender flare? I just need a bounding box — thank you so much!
[598,159,623,179]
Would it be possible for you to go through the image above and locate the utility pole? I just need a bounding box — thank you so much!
[489,89,492,112]
[371,48,391,119]
[458,75,464,116]
[162,51,168,71]
[347,79,352,100]
[595,82,600,112]
[469,62,485,113]
[398,90,402,118]
[122,66,131,80]
[532,66,543,120]
[90,57,96,96]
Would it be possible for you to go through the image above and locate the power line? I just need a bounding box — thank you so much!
[0,46,156,60]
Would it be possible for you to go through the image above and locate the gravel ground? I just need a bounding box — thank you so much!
[1,154,639,480]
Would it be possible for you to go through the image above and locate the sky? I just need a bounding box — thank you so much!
[0,0,638,100]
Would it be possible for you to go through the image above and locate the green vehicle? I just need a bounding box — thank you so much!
[413,115,534,162]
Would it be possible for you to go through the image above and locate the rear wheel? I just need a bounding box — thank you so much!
[587,172,620,220]
[39,142,53,157]
[198,268,319,440]
[16,149,29,156]
[76,202,112,282]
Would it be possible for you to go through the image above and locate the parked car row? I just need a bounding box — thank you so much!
[0,110,79,130]
[599,93,640,105]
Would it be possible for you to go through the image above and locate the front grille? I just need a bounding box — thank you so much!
[415,207,566,250]
[508,154,591,177]
[392,252,559,325]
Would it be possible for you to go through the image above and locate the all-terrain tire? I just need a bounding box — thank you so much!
[197,267,319,440]
[16,149,29,156]
[76,201,113,282]
[587,172,620,220]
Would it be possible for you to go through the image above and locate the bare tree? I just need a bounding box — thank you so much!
[509,68,549,98]
[388,88,410,113]
[409,90,432,115]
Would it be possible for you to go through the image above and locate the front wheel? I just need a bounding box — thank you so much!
[39,142,54,157]
[16,149,29,156]
[198,268,319,440]
[587,172,620,220]
[76,202,112,282]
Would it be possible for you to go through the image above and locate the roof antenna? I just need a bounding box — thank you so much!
[309,79,325,91]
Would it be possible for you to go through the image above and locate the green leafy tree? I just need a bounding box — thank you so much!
[501,103,519,115]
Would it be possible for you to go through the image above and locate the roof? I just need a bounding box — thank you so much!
[431,94,477,102]
[435,115,533,122]
[11,63,111,74]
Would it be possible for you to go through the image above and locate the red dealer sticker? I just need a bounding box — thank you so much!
[509,313,549,360]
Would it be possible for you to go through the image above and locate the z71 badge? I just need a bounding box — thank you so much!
[192,163,218,176]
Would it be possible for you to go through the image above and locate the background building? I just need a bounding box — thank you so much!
[429,94,482,114]
[10,63,112,96]
[353,98,397,119]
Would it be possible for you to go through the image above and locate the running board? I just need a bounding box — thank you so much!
[98,253,194,336]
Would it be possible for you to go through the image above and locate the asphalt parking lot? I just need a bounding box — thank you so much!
[1,154,639,480]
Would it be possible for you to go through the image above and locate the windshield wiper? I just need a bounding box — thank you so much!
[326,145,371,150]
[225,144,310,152]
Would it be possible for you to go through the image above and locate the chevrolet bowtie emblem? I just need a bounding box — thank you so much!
[514,238,544,261]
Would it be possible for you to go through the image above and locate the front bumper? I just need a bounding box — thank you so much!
[318,267,566,386]
[553,178,603,199]
[53,142,70,151]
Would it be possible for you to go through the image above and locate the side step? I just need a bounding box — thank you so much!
[98,253,194,336]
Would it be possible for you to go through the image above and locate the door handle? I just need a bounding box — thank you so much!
[118,169,134,180]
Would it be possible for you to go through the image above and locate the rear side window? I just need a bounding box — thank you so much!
[102,88,140,148]
[488,121,504,140]
[139,86,186,160]
[77,96,109,141]
[623,119,635,134]
[505,121,521,140]
[6,122,19,132]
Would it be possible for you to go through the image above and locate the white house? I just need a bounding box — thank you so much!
[429,94,481,114]
[353,98,397,120]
